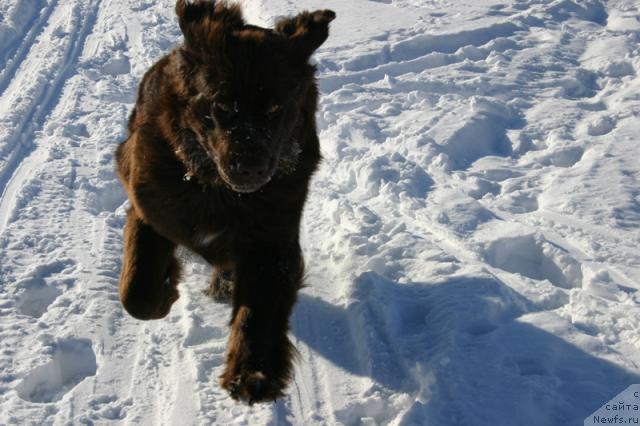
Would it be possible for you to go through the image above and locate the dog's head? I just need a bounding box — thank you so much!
[173,0,335,193]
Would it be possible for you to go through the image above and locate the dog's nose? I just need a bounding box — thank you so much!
[229,156,271,181]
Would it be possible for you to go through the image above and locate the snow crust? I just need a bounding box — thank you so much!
[1,0,639,424]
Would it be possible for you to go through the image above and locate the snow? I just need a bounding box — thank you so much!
[1,0,639,424]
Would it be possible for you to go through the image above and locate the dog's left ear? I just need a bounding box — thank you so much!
[275,10,336,61]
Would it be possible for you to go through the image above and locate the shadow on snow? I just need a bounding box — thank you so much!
[292,272,638,426]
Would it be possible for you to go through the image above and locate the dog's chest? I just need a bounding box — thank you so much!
[177,186,264,251]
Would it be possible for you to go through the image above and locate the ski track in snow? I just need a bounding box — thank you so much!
[1,0,640,425]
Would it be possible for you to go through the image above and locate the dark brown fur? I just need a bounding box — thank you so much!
[115,0,335,404]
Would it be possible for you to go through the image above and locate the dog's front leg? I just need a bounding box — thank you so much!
[220,243,303,404]
[119,207,182,320]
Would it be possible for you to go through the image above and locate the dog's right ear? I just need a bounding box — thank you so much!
[275,10,336,62]
[175,0,243,55]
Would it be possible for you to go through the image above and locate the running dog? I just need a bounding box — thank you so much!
[115,0,335,404]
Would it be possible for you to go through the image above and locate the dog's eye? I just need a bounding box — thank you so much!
[267,104,281,115]
[214,102,232,113]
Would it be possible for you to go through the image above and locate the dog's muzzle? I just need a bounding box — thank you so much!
[220,151,276,193]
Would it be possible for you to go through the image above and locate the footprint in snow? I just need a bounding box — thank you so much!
[15,337,97,403]
[16,260,75,318]
[586,115,616,136]
[483,234,583,290]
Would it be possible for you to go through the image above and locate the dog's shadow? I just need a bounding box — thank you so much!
[291,272,638,425]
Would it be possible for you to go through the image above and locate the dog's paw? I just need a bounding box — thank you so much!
[153,277,180,318]
[204,269,233,303]
[221,370,284,405]
[219,335,295,404]
[120,275,180,320]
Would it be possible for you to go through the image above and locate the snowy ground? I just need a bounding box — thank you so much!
[1,0,639,424]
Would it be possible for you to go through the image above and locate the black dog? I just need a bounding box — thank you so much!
[115,0,335,403]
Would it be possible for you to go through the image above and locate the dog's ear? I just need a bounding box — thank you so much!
[175,0,243,54]
[275,10,335,61]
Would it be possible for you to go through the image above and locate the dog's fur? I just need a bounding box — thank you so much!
[115,0,334,404]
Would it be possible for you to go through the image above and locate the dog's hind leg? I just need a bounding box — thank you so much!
[118,207,182,320]
[220,242,304,404]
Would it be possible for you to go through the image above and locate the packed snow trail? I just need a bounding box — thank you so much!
[1,0,640,425]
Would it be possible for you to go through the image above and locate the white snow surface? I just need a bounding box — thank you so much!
[1,0,639,424]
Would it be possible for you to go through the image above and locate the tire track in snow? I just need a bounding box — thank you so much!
[0,0,101,234]
[0,0,60,97]
[288,295,339,425]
